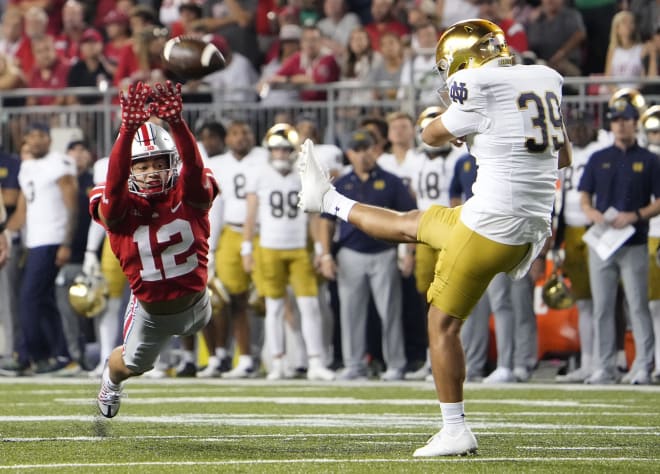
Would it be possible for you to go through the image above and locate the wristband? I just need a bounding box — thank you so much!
[314,242,324,256]
[635,209,642,221]
[240,240,253,256]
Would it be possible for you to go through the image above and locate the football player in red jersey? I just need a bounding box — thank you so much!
[90,81,219,418]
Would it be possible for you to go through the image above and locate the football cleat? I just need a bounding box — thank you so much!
[482,367,515,383]
[97,375,123,418]
[297,139,334,213]
[266,357,287,381]
[413,427,478,457]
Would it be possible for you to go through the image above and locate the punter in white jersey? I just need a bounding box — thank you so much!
[205,120,269,378]
[298,19,572,456]
[242,123,335,381]
[555,110,602,383]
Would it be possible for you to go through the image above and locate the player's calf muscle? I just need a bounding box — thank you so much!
[349,205,420,243]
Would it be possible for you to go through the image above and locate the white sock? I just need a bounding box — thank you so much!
[265,297,285,357]
[215,347,228,360]
[297,296,324,359]
[238,354,253,368]
[440,401,466,435]
[322,189,356,221]
[102,366,121,390]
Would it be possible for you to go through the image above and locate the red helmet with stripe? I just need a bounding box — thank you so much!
[129,122,180,197]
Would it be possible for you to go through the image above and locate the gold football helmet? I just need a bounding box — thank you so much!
[641,105,660,132]
[68,274,108,318]
[434,18,512,83]
[608,88,647,117]
[207,276,230,318]
[542,272,575,310]
[263,123,300,173]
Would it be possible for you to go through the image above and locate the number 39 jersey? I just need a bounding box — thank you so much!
[89,177,215,303]
[245,164,307,249]
[206,148,268,225]
[441,63,563,245]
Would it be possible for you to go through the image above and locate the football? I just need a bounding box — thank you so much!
[162,36,226,80]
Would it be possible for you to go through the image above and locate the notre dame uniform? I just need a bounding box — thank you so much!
[419,63,564,318]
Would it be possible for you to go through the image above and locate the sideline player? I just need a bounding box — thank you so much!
[298,19,572,456]
[91,81,218,418]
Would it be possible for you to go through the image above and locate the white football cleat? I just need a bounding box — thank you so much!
[482,367,515,384]
[297,139,333,213]
[413,427,478,457]
[97,369,123,418]
[266,358,286,381]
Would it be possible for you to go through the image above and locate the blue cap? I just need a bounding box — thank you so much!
[607,101,639,121]
[347,129,375,150]
[25,122,50,134]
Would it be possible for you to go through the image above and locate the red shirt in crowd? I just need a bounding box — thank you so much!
[276,51,340,101]
[28,55,70,105]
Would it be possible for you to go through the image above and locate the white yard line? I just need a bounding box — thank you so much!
[0,457,657,470]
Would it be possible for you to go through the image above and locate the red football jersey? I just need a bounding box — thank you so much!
[90,175,213,303]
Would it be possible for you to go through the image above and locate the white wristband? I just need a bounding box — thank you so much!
[314,241,323,256]
[240,240,253,256]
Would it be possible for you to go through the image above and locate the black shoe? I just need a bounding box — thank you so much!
[218,356,232,373]
[0,358,31,376]
[175,362,197,377]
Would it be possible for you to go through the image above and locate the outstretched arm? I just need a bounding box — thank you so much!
[99,82,153,228]
[150,81,217,209]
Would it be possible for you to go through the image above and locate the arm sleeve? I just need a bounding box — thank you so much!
[99,129,133,221]
[170,120,218,204]
[85,220,106,252]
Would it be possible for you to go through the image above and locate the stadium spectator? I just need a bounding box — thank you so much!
[199,0,261,68]
[317,129,414,381]
[317,0,362,57]
[26,35,71,107]
[202,34,259,103]
[339,26,383,107]
[397,22,443,105]
[66,28,112,104]
[439,0,480,29]
[370,32,404,101]
[604,10,657,92]
[364,0,409,52]
[168,1,205,38]
[526,0,586,77]
[101,10,131,80]
[271,26,340,102]
[476,0,529,54]
[14,6,51,78]
[114,25,169,90]
[54,0,87,63]
[579,101,660,385]
[0,122,78,376]
[92,81,218,417]
[0,8,24,61]
[257,24,302,104]
[7,0,65,37]
[574,0,617,75]
[128,4,158,36]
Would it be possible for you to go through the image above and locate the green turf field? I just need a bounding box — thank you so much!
[0,378,658,473]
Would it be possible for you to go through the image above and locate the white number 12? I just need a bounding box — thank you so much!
[134,219,198,282]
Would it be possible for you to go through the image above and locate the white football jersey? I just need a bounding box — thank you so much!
[206,147,268,225]
[441,63,563,247]
[314,143,344,177]
[414,147,464,210]
[19,151,77,248]
[561,140,603,227]
[245,164,308,249]
[378,149,425,192]
[93,156,109,185]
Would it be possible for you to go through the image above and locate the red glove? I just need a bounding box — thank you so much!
[119,82,152,133]
[149,81,183,124]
